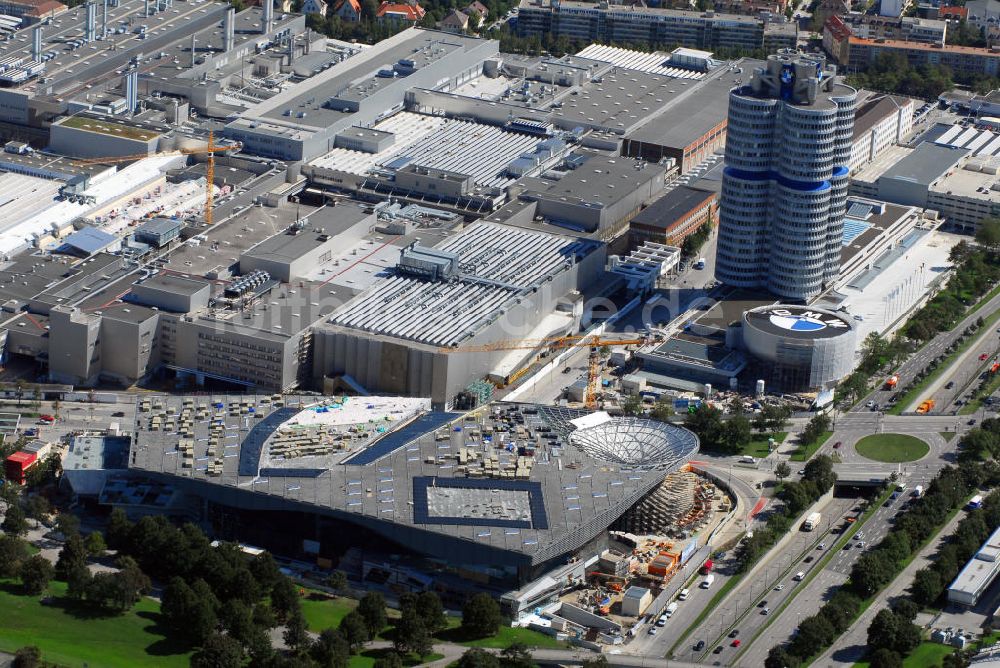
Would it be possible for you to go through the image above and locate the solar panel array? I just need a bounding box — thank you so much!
[575,44,705,79]
[935,123,1000,157]
[309,111,546,189]
[842,218,872,246]
[330,223,589,346]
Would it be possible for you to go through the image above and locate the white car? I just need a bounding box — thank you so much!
[774,584,785,591]
[648,626,658,636]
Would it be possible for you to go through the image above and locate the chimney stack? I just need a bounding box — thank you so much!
[124,68,138,114]
[262,0,273,35]
[101,0,108,38]
[223,7,234,53]
[84,0,96,42]
[31,26,41,61]
[190,34,197,68]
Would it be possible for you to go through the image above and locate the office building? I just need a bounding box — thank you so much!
[715,51,857,301]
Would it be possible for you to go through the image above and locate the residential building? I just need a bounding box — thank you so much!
[515,0,797,53]
[715,51,857,301]
[333,0,361,21]
[437,8,469,32]
[880,0,906,17]
[465,0,488,20]
[846,37,1000,77]
[301,0,328,15]
[377,1,425,23]
[0,0,66,21]
[824,13,947,48]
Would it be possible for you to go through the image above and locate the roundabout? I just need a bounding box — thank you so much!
[854,433,930,463]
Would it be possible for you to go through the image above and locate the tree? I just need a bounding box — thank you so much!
[775,461,791,482]
[221,600,255,646]
[56,533,88,579]
[800,413,831,445]
[621,394,643,416]
[105,507,131,550]
[162,577,218,645]
[326,570,348,593]
[462,593,502,638]
[0,534,29,578]
[753,404,791,433]
[457,648,500,668]
[55,513,80,539]
[416,591,447,633]
[85,531,107,558]
[339,610,370,653]
[869,648,903,668]
[765,646,801,668]
[394,609,433,658]
[790,615,835,657]
[649,400,673,422]
[358,591,387,637]
[501,642,534,668]
[311,628,350,668]
[66,563,91,600]
[581,657,610,668]
[283,608,310,653]
[19,554,53,595]
[911,567,944,605]
[373,651,405,668]
[191,633,244,668]
[249,551,281,593]
[12,646,41,668]
[23,495,50,523]
[976,217,1000,254]
[2,503,28,537]
[270,575,300,622]
[868,609,900,653]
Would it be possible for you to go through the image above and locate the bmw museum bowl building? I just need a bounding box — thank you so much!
[742,304,858,391]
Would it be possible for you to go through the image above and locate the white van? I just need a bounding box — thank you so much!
[793,571,805,582]
[678,588,690,601]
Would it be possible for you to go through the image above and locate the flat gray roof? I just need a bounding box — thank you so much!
[242,203,370,264]
[136,274,211,297]
[881,142,968,186]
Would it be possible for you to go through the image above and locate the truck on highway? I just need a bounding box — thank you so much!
[913,485,924,498]
[701,574,715,589]
[885,374,899,389]
[740,455,756,464]
[664,602,679,620]
[916,399,935,414]
[802,512,821,531]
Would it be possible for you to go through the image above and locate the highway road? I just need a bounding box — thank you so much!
[855,290,1000,414]
[812,507,970,667]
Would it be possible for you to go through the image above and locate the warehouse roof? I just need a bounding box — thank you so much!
[880,142,968,186]
[949,526,1000,598]
[60,227,117,256]
[631,186,716,230]
[135,274,211,297]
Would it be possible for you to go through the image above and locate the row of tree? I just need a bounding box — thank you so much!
[846,52,1000,99]
[765,440,1000,667]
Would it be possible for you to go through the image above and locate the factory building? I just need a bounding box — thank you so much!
[225,29,499,161]
[949,526,1000,607]
[314,222,605,409]
[515,0,797,53]
[715,51,857,302]
[629,186,717,248]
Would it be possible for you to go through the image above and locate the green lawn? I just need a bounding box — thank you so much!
[300,591,357,631]
[436,624,566,649]
[854,641,953,668]
[0,579,190,668]
[743,432,788,459]
[790,431,833,462]
[940,432,957,442]
[855,433,929,463]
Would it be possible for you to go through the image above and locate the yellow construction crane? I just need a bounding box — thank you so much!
[440,333,659,408]
[71,131,240,226]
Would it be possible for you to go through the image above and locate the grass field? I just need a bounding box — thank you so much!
[854,641,953,668]
[742,432,788,459]
[300,591,357,631]
[0,579,190,668]
[436,623,567,649]
[855,434,929,463]
[940,432,957,442]
[790,431,833,462]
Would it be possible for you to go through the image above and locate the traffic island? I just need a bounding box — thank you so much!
[854,433,929,463]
